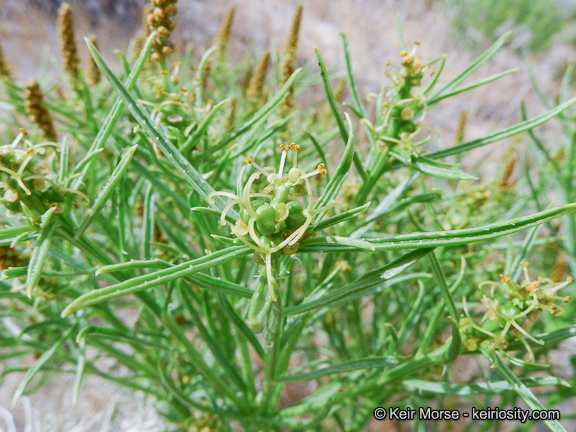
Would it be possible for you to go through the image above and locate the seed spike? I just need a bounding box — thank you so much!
[58,2,81,79]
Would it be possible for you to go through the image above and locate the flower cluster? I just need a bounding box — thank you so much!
[0,130,84,219]
[147,0,178,62]
[374,43,430,152]
[460,262,573,361]
[208,144,335,301]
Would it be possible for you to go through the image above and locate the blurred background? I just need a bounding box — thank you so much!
[1,0,576,430]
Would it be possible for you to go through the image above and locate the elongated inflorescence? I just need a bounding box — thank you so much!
[246,49,271,104]
[0,39,11,78]
[215,6,235,62]
[147,0,178,62]
[25,80,57,141]
[57,3,80,78]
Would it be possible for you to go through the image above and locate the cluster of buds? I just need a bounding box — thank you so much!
[377,42,430,151]
[147,0,178,62]
[0,130,82,219]
[25,79,57,142]
[208,144,335,302]
[57,3,80,79]
[460,262,573,362]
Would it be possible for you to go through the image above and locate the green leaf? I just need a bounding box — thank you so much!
[12,326,76,406]
[71,32,154,190]
[75,145,138,239]
[279,356,400,383]
[404,376,568,396]
[427,69,517,106]
[301,204,576,252]
[284,248,433,315]
[27,216,57,298]
[480,344,567,432]
[84,38,233,215]
[62,246,251,316]
[204,68,303,158]
[412,157,477,181]
[315,47,366,180]
[427,96,576,160]
[314,202,371,232]
[313,113,355,222]
[72,338,86,407]
[180,98,230,153]
[428,31,511,102]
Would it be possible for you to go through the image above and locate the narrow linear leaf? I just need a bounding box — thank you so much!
[404,376,568,396]
[285,248,433,315]
[72,32,154,190]
[480,345,567,432]
[75,145,138,239]
[180,98,230,153]
[314,202,371,232]
[315,47,366,180]
[72,338,86,408]
[84,38,233,215]
[428,96,576,160]
[413,159,477,181]
[27,221,57,298]
[314,113,355,222]
[429,31,511,102]
[12,326,76,406]
[279,356,400,383]
[62,246,251,316]
[302,204,576,252]
[428,69,517,106]
[205,68,303,157]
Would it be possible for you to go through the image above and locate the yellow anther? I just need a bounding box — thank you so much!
[414,40,421,45]
[520,261,529,267]
[246,156,254,164]
[564,296,571,303]
[414,61,422,68]
[20,128,28,136]
[400,50,408,57]
[525,281,539,292]
[567,276,574,283]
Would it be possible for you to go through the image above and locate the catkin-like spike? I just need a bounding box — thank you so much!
[203,60,212,86]
[550,254,568,283]
[87,35,101,85]
[0,40,11,78]
[497,154,517,190]
[246,49,270,103]
[147,0,179,62]
[224,97,236,129]
[279,55,295,112]
[455,109,467,144]
[215,6,235,62]
[58,3,80,78]
[25,79,57,141]
[285,4,303,57]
